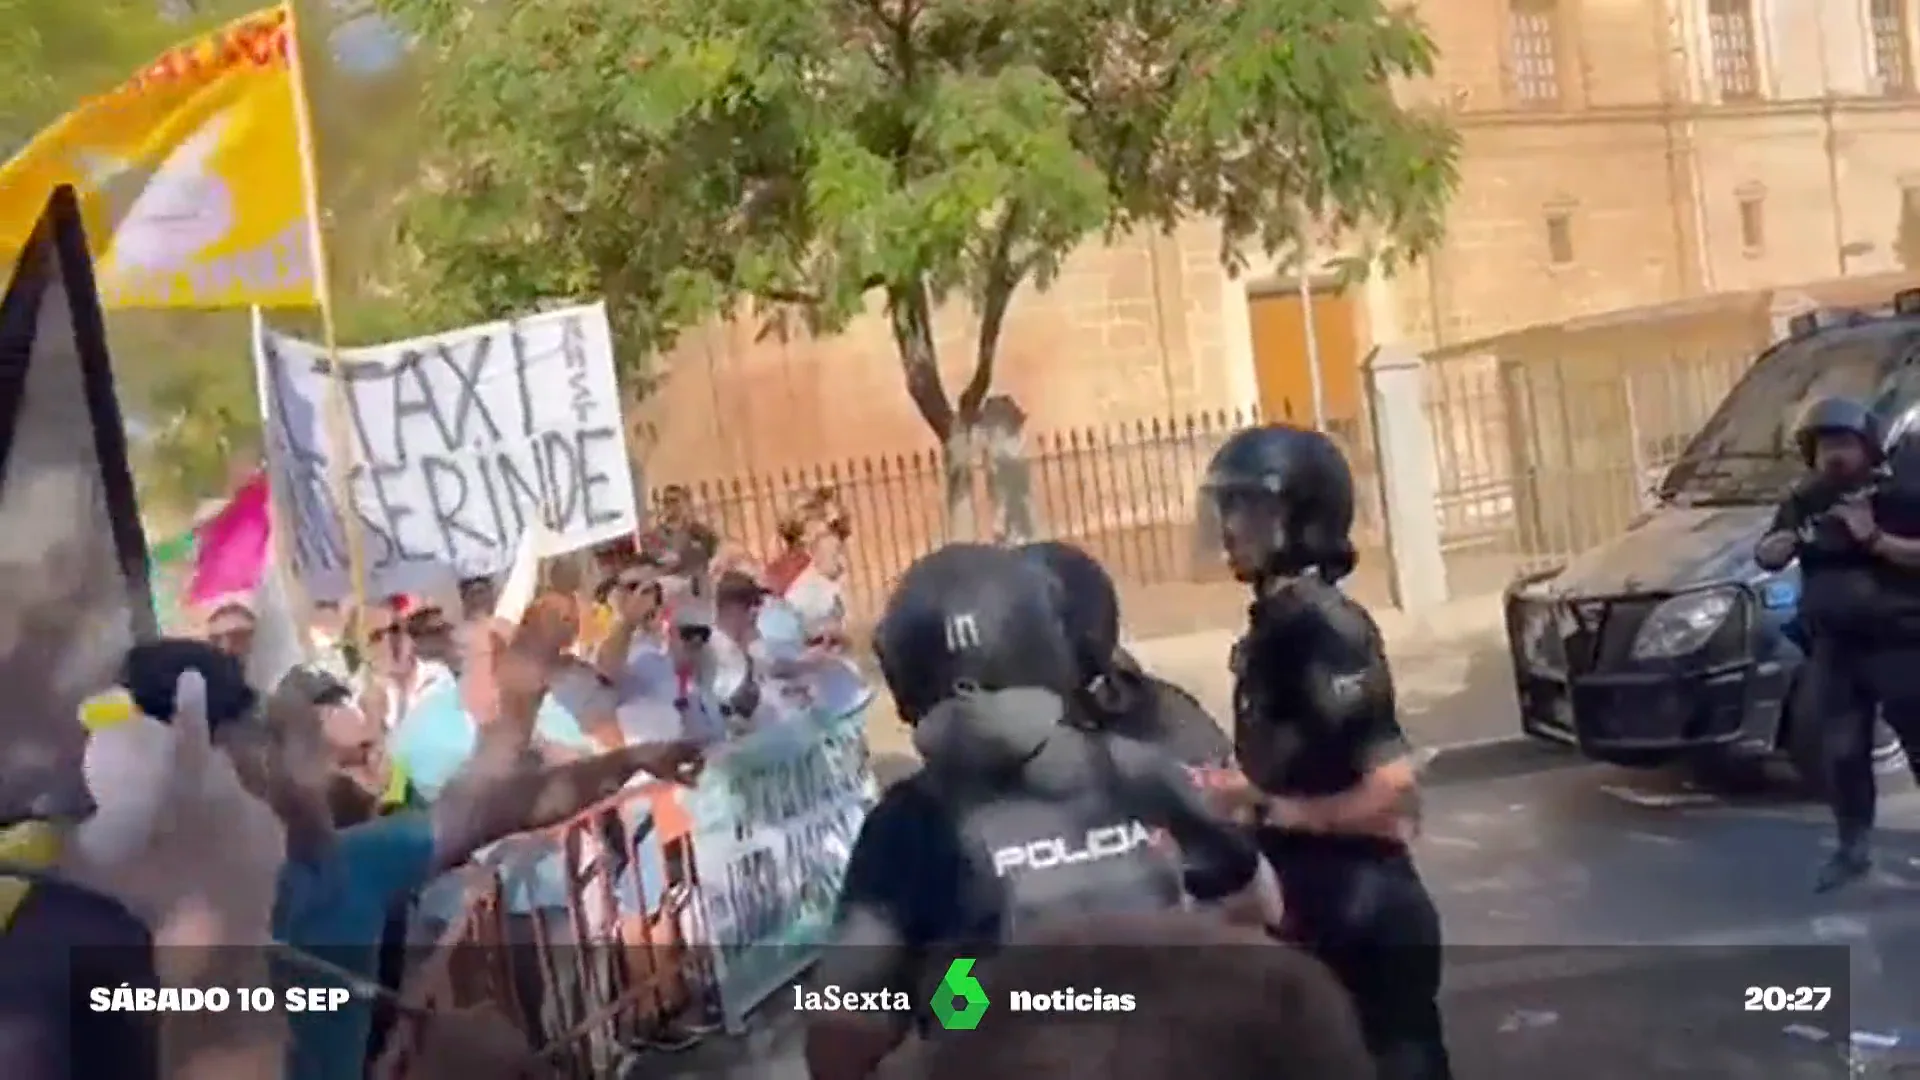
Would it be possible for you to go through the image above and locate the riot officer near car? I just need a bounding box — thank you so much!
[1754,395,1920,891]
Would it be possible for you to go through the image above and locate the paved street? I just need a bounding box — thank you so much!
[636,753,1920,1078]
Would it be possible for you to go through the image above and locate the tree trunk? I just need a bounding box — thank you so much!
[885,279,985,541]
[941,426,981,542]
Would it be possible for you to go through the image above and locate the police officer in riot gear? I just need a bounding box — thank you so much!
[803,544,1282,1080]
[1199,424,1451,1080]
[1757,396,1920,891]
[1017,540,1233,768]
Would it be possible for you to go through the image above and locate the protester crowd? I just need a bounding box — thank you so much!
[118,485,861,1078]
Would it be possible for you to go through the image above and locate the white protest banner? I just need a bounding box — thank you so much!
[681,680,876,1031]
[255,303,638,601]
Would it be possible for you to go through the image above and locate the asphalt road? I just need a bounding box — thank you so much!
[634,757,1920,1078]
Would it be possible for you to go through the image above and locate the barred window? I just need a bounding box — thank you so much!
[1706,0,1760,100]
[1738,189,1765,253]
[1507,0,1562,106]
[1546,211,1575,266]
[1872,0,1913,94]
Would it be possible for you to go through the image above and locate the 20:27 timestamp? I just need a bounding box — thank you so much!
[1744,986,1833,1012]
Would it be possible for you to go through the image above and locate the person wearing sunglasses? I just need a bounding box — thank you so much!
[359,598,456,734]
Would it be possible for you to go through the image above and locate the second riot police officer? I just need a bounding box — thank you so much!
[1017,540,1234,768]
[803,543,1281,1080]
[1759,396,1920,890]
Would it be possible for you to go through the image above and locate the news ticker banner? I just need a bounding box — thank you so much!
[785,944,1860,1075]
[90,984,351,1015]
[57,944,1865,1075]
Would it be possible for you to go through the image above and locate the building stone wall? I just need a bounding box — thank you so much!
[638,0,1920,485]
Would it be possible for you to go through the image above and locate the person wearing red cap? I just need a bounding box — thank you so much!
[358,596,456,734]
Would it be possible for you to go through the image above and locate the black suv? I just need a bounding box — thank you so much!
[1504,296,1920,787]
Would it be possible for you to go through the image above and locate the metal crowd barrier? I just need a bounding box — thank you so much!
[373,782,715,1079]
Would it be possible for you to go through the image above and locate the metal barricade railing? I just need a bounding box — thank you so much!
[374,783,712,1080]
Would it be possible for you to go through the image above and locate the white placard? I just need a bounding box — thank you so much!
[256,303,637,602]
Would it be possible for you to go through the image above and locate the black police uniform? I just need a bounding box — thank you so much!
[1203,424,1452,1080]
[1772,399,1920,888]
[813,545,1262,1015]
[1017,541,1234,768]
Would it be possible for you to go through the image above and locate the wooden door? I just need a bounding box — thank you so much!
[1247,287,1362,432]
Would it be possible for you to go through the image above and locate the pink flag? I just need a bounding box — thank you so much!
[186,470,272,607]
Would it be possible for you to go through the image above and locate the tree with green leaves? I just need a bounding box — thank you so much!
[381,0,1458,535]
[0,0,218,148]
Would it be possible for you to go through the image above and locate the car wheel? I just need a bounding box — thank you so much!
[1777,674,1908,796]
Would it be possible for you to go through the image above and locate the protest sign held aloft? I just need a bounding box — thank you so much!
[256,302,639,601]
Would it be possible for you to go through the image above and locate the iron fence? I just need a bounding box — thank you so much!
[1422,344,1758,580]
[654,336,1765,615]
[651,408,1384,618]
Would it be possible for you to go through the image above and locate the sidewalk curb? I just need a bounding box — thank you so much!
[1123,591,1509,656]
[1370,592,1507,651]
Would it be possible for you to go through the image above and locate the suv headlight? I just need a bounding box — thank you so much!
[1630,589,1737,659]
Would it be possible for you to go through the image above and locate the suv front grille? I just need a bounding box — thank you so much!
[1521,591,1753,678]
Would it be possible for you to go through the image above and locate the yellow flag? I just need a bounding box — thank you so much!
[0,4,318,309]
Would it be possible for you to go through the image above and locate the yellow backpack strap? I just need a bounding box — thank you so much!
[0,821,65,930]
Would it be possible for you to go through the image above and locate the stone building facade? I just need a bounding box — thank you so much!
[638,0,1920,482]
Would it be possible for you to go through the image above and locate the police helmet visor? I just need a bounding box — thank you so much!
[1194,480,1288,583]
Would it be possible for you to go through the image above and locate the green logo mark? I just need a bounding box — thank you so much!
[930,958,989,1030]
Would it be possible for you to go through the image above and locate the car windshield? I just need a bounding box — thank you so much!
[1659,326,1920,504]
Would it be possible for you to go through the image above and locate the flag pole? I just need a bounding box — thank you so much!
[281,0,371,640]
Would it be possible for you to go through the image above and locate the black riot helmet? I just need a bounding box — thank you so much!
[1016,540,1121,686]
[1197,424,1357,584]
[872,543,1081,725]
[1793,396,1884,469]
